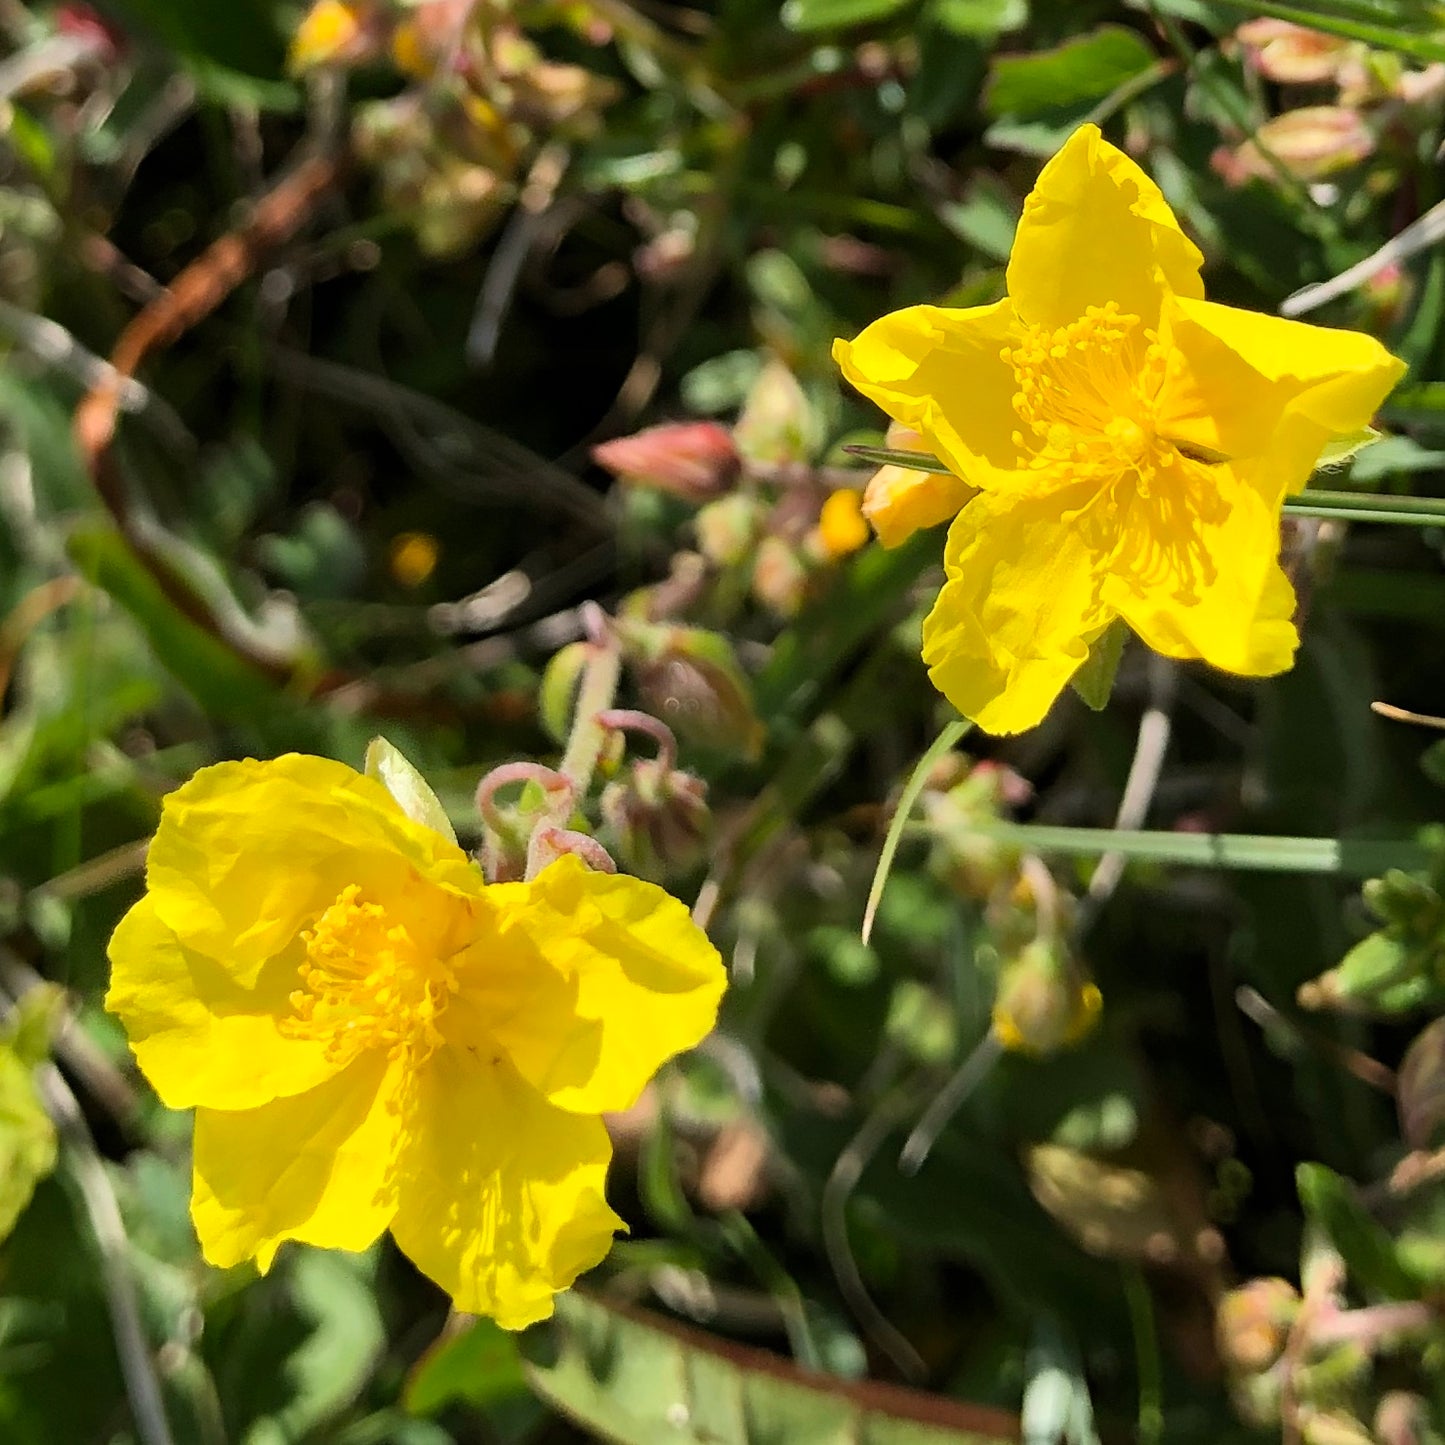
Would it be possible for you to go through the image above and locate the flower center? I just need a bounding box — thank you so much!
[284,884,456,1065]
[1003,302,1175,496]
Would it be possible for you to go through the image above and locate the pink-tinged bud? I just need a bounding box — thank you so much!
[1235,19,1352,85]
[617,619,765,760]
[1215,107,1374,185]
[592,422,740,503]
[1398,1016,1445,1150]
[601,758,711,879]
[55,4,125,59]
[1217,1278,1300,1374]
[750,534,811,617]
[1375,1393,1429,1445]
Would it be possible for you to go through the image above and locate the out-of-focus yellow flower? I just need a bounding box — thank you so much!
[834,123,1404,734]
[862,421,975,548]
[289,0,374,73]
[389,531,440,588]
[816,488,870,559]
[106,755,725,1329]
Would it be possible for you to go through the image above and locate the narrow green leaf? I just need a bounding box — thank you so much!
[863,718,971,944]
[969,823,1425,876]
[66,525,282,720]
[520,1291,1020,1444]
[1297,1163,1420,1299]
[1207,0,1445,62]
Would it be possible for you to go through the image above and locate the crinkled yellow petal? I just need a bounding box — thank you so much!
[146,755,481,988]
[1101,463,1299,676]
[922,488,1113,734]
[1007,123,1204,330]
[190,1051,405,1272]
[1160,295,1406,497]
[392,1051,622,1329]
[447,854,725,1115]
[105,896,339,1110]
[833,301,1020,490]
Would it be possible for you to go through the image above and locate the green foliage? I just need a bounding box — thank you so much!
[3,0,1445,1440]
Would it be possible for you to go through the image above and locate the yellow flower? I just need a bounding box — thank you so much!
[106,755,726,1329]
[833,123,1405,734]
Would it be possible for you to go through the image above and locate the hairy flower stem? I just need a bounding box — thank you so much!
[558,606,624,798]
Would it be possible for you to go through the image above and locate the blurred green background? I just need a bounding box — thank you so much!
[5,0,1445,1441]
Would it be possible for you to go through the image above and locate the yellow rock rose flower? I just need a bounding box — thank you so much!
[834,123,1406,735]
[106,754,726,1329]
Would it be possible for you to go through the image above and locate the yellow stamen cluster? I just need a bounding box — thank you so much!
[286,884,455,1064]
[1003,302,1175,497]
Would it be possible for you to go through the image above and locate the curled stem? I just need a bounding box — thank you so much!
[595,708,679,774]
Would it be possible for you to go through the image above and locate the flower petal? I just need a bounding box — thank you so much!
[922,487,1113,734]
[1160,295,1406,497]
[833,300,1021,490]
[1101,462,1299,676]
[392,1051,622,1329]
[146,755,481,986]
[447,854,725,1114]
[1007,124,1204,330]
[190,1051,404,1272]
[105,896,339,1110]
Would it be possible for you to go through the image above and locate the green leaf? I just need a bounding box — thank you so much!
[862,717,971,945]
[404,1318,530,1416]
[985,27,1157,119]
[364,737,458,846]
[970,824,1425,876]
[781,0,913,32]
[0,1045,56,1247]
[1070,620,1128,712]
[928,0,1028,38]
[1206,0,1445,62]
[520,1291,1020,1443]
[66,525,281,721]
[1296,1163,1420,1299]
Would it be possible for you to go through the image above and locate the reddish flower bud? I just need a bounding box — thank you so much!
[592,422,740,503]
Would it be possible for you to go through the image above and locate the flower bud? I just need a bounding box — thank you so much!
[1235,20,1353,85]
[750,534,811,617]
[695,493,765,566]
[810,488,870,561]
[862,422,975,549]
[1217,1278,1300,1374]
[991,938,1101,1056]
[1398,1016,1445,1150]
[592,422,740,503]
[601,758,711,879]
[734,360,818,467]
[1215,107,1373,185]
[618,620,765,759]
[1375,1392,1429,1445]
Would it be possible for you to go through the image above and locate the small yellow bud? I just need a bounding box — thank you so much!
[815,489,870,560]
